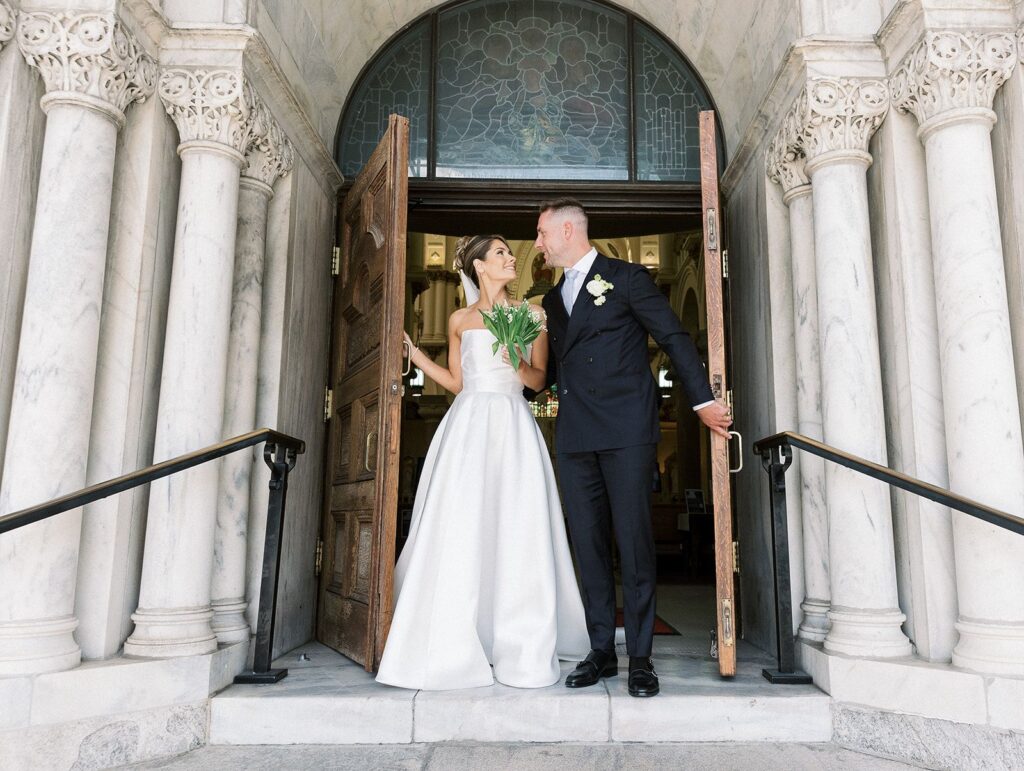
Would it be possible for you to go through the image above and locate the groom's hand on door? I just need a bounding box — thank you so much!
[697,401,733,439]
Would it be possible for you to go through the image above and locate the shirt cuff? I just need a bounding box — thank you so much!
[692,400,715,412]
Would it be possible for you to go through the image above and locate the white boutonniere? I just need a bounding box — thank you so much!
[586,274,614,306]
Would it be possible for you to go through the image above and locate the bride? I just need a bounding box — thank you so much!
[375,234,590,690]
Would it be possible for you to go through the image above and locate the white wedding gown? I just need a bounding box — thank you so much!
[375,328,590,690]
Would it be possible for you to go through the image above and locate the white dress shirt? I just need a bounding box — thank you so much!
[561,247,598,312]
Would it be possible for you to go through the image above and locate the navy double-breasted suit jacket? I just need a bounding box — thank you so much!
[541,253,714,455]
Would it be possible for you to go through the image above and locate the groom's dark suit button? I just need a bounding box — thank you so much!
[565,649,617,688]
[627,657,660,697]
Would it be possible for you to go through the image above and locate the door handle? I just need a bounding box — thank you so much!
[364,430,378,473]
[402,340,412,376]
[728,431,743,474]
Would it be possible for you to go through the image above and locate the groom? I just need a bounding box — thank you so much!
[536,198,732,697]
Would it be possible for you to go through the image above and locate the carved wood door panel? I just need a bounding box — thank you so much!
[317,115,408,670]
[699,110,739,678]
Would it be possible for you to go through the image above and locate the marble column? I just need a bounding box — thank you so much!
[894,31,1024,674]
[420,271,450,398]
[124,69,259,658]
[0,11,154,675]
[211,113,293,644]
[766,118,831,642]
[797,78,912,658]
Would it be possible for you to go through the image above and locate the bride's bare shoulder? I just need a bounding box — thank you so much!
[449,306,475,334]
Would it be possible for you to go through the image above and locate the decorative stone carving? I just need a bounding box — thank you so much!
[892,30,1017,125]
[243,106,294,187]
[794,78,889,160]
[766,108,809,194]
[0,1,16,50]
[17,11,155,114]
[159,68,261,154]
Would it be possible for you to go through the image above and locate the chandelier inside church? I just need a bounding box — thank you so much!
[337,0,716,183]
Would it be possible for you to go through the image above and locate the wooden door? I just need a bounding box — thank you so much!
[699,110,738,677]
[317,115,409,670]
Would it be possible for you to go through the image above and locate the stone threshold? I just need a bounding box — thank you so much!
[210,641,832,745]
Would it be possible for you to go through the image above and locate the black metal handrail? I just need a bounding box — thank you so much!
[752,430,1023,686]
[0,427,305,685]
[754,431,1024,535]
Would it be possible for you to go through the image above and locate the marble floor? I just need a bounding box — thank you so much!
[206,584,832,746]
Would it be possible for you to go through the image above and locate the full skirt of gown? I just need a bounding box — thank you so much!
[375,329,590,690]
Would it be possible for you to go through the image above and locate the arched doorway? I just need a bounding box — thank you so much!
[320,0,737,673]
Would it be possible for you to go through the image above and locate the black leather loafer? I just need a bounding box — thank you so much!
[565,649,618,688]
[627,657,660,697]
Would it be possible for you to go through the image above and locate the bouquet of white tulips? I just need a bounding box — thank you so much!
[480,302,545,371]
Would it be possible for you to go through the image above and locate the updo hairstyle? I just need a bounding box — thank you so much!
[452,234,511,288]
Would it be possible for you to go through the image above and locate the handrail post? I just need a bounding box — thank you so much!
[234,442,298,684]
[759,440,812,685]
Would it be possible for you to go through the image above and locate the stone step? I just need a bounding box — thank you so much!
[210,642,832,745]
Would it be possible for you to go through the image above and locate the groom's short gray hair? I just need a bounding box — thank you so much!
[539,197,588,229]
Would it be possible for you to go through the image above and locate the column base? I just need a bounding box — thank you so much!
[952,619,1024,676]
[824,607,912,658]
[797,598,831,643]
[0,615,80,675]
[124,606,217,658]
[211,598,251,645]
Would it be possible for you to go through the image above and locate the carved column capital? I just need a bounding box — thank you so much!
[159,68,262,158]
[17,11,156,123]
[766,107,810,199]
[892,30,1017,129]
[0,1,16,51]
[242,101,294,188]
[794,78,889,164]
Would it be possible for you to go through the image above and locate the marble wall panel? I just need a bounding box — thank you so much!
[271,155,331,657]
[726,153,780,654]
[868,111,957,662]
[246,170,295,631]
[992,65,1024,450]
[160,0,224,23]
[0,41,45,491]
[762,164,807,635]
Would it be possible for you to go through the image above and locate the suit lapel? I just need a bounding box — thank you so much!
[545,274,569,349]
[562,253,608,353]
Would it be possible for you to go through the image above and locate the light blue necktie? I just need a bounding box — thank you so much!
[563,269,581,314]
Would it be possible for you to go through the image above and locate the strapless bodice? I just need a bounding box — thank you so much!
[460,328,527,396]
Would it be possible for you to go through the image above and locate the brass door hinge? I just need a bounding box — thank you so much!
[331,246,341,277]
[732,541,740,573]
[323,387,333,423]
[314,538,323,577]
[722,248,730,279]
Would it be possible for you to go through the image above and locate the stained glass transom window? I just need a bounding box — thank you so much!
[634,23,711,182]
[336,1,718,183]
[338,19,430,178]
[435,0,628,180]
